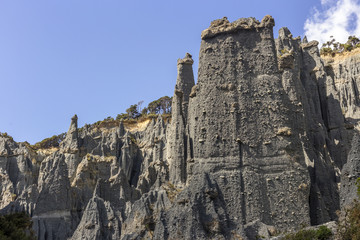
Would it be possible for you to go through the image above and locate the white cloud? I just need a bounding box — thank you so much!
[304,0,360,44]
[320,0,334,5]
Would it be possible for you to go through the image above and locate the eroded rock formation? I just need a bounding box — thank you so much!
[1,15,360,239]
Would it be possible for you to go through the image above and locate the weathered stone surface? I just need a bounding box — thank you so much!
[167,53,195,185]
[201,15,275,40]
[340,130,360,208]
[71,190,121,240]
[1,16,360,239]
[60,114,79,153]
[185,17,311,233]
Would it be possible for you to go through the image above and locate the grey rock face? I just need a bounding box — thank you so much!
[340,131,360,208]
[168,53,195,185]
[71,191,121,240]
[1,16,360,239]
[275,27,347,225]
[60,114,79,153]
[323,52,360,120]
[185,16,310,233]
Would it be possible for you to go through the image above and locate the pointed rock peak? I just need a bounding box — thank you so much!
[278,27,292,39]
[92,179,101,198]
[68,114,78,132]
[302,40,319,49]
[60,114,79,152]
[177,53,194,65]
[302,36,308,44]
[119,119,125,136]
[176,53,195,90]
[261,15,275,27]
[71,114,78,122]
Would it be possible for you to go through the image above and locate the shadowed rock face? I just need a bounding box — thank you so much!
[1,16,360,239]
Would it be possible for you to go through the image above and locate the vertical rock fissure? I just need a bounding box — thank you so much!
[352,77,359,105]
[316,82,329,130]
[179,98,187,183]
[234,89,246,224]
[238,141,246,225]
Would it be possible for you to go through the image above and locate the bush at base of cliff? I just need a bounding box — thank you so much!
[0,212,36,240]
[281,225,332,240]
[336,177,360,240]
[337,200,360,240]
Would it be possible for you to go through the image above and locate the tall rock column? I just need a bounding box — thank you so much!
[186,16,311,230]
[60,114,80,153]
[167,53,195,185]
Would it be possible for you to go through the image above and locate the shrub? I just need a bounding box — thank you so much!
[30,133,65,150]
[320,47,333,56]
[336,177,360,239]
[0,132,14,141]
[0,212,36,240]
[116,113,130,121]
[320,35,360,56]
[315,226,332,240]
[344,44,353,52]
[282,226,332,240]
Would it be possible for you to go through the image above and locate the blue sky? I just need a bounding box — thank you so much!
[0,0,358,144]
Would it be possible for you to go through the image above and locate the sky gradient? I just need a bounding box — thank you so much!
[0,0,357,144]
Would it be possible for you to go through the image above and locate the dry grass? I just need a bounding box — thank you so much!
[322,47,360,61]
[123,119,151,132]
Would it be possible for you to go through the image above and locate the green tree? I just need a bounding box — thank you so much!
[126,104,140,119]
[0,212,36,240]
[157,96,171,114]
[147,100,161,114]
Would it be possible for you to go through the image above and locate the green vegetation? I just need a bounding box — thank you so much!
[320,35,360,56]
[116,96,172,121]
[284,177,360,240]
[281,225,332,240]
[0,212,36,240]
[0,132,14,141]
[336,177,360,240]
[28,96,172,149]
[280,48,290,56]
[30,133,66,150]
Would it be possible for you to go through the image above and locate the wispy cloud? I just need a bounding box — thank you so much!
[304,0,360,44]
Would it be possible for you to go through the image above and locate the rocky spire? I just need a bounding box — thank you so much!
[302,35,308,43]
[186,15,311,229]
[176,53,195,94]
[176,53,195,119]
[167,53,195,185]
[69,114,78,134]
[119,119,125,136]
[60,114,79,153]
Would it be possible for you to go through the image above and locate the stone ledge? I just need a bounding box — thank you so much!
[201,15,275,40]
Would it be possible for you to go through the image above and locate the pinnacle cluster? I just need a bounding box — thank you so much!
[1,16,360,239]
